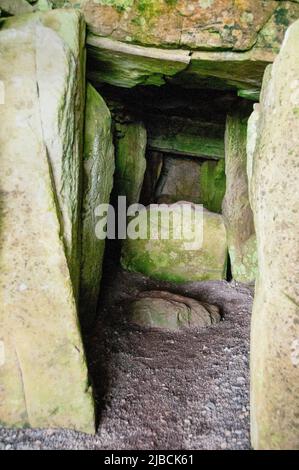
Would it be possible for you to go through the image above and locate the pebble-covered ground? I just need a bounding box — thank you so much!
[0,271,253,450]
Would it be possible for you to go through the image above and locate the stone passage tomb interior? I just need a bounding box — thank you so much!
[0,0,299,451]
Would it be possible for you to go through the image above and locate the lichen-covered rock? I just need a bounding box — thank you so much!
[51,1,299,93]
[0,10,95,433]
[222,112,257,283]
[199,159,226,214]
[128,291,221,330]
[147,114,225,159]
[249,21,299,450]
[121,203,227,282]
[0,9,86,297]
[154,156,226,211]
[255,1,299,54]
[79,0,276,51]
[80,84,115,329]
[155,157,202,204]
[114,121,147,205]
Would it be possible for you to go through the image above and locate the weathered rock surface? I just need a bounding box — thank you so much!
[199,159,226,214]
[58,1,299,93]
[147,114,225,159]
[0,9,87,297]
[114,121,147,205]
[249,21,299,450]
[80,84,115,329]
[155,157,202,204]
[121,203,227,282]
[86,35,275,93]
[0,0,33,16]
[255,1,299,54]
[33,0,53,12]
[140,151,163,206]
[154,156,226,212]
[172,49,274,96]
[12,1,296,93]
[128,291,221,330]
[87,35,190,88]
[68,0,279,51]
[0,10,95,433]
[223,112,257,283]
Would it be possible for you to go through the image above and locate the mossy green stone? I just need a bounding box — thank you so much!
[68,0,280,51]
[87,35,190,88]
[129,293,220,330]
[80,84,115,329]
[223,112,257,283]
[147,115,225,160]
[121,204,227,282]
[114,121,147,205]
[1,9,87,297]
[199,159,226,214]
[51,2,299,93]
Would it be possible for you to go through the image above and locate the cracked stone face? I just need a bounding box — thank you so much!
[50,1,299,94]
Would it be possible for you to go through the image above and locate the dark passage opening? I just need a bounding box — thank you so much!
[82,81,254,448]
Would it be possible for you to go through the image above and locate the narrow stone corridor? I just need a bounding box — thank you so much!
[1,0,299,451]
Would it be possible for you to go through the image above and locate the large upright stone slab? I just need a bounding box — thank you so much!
[0,10,95,433]
[65,0,277,51]
[249,21,299,450]
[223,112,257,283]
[199,159,226,214]
[114,121,147,206]
[80,83,115,329]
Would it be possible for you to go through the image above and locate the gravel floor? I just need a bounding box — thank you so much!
[0,270,253,450]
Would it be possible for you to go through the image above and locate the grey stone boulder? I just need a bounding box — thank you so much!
[249,20,299,450]
[128,291,221,331]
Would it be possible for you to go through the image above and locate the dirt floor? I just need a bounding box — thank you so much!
[0,268,253,450]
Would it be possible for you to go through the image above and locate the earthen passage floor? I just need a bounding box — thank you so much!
[0,273,252,450]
